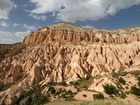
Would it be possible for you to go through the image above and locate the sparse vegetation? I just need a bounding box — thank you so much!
[137,76,140,87]
[103,84,117,95]
[119,93,127,99]
[19,96,31,105]
[18,84,50,105]
[119,71,128,76]
[58,81,67,86]
[82,94,87,97]
[93,93,104,99]
[76,77,94,90]
[0,43,26,62]
[70,81,79,86]
[125,86,129,89]
[48,86,56,94]
[45,99,129,105]
[31,93,49,105]
[18,90,50,105]
[49,87,76,100]
[130,70,140,77]
[130,86,140,96]
[1,82,15,91]
[118,77,126,85]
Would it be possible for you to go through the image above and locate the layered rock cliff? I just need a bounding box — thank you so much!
[23,22,140,44]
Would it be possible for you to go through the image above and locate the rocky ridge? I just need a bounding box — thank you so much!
[23,22,140,44]
[0,23,140,105]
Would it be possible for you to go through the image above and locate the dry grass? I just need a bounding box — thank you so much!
[45,99,130,105]
[76,77,94,90]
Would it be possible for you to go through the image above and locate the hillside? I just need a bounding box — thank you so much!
[0,23,140,105]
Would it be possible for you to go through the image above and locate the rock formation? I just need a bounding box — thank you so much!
[0,23,140,105]
[23,22,140,44]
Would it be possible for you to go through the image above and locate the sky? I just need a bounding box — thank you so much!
[0,0,140,44]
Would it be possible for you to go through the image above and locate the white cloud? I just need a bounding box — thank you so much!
[23,24,36,30]
[52,12,56,16]
[0,21,10,27]
[23,9,30,12]
[13,4,18,9]
[0,0,14,19]
[30,0,140,22]
[15,30,30,39]
[0,31,12,36]
[82,25,94,29]
[13,23,21,27]
[0,31,16,44]
[0,30,29,44]
[0,38,15,44]
[29,13,47,21]
[13,23,37,30]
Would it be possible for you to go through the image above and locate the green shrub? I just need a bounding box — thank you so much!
[61,94,66,98]
[125,91,130,94]
[49,86,56,94]
[67,90,72,94]
[137,77,140,87]
[130,70,140,77]
[70,81,79,86]
[131,86,140,96]
[93,93,104,99]
[58,81,67,86]
[19,92,49,105]
[118,77,126,85]
[138,77,140,82]
[125,86,129,89]
[119,93,127,99]
[103,84,117,95]
[82,86,88,89]
[82,94,87,97]
[31,93,49,105]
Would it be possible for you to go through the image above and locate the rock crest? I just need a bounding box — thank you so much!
[23,22,140,44]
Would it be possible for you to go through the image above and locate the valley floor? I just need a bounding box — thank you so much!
[44,99,130,105]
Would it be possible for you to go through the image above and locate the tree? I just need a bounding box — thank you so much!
[103,84,117,95]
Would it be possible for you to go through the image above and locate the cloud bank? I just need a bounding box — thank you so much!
[0,30,30,44]
[30,0,140,22]
[0,0,14,19]
[0,31,16,44]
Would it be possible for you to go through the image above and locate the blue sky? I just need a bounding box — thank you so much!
[0,0,140,44]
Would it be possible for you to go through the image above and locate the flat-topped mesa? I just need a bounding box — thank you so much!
[22,22,140,44]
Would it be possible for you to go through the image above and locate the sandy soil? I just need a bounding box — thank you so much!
[122,74,138,91]
[119,74,140,105]
[118,94,140,105]
[65,86,77,93]
[74,90,98,101]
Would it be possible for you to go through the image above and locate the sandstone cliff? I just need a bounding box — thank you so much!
[23,22,140,44]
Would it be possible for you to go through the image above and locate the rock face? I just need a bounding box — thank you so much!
[23,22,140,44]
[0,23,140,105]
